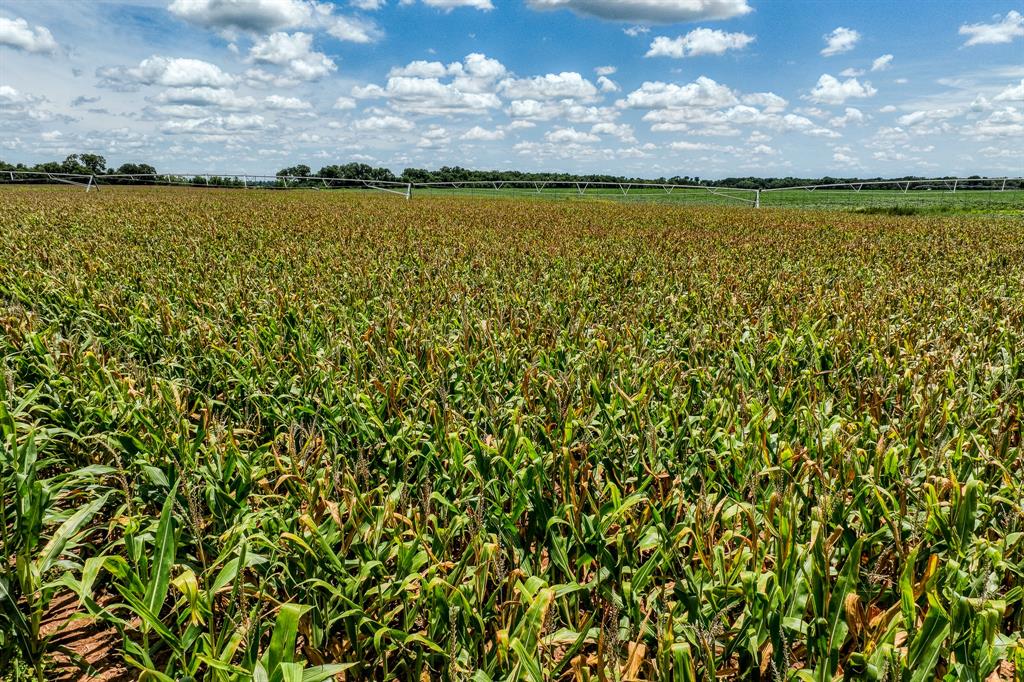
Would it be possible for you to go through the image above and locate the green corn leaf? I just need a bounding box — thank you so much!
[900,547,920,637]
[196,654,250,675]
[211,556,242,594]
[143,481,178,617]
[301,664,356,682]
[37,491,110,575]
[908,606,950,682]
[279,662,303,682]
[114,582,183,654]
[511,585,554,652]
[671,642,696,682]
[253,662,270,682]
[0,578,33,662]
[402,632,446,654]
[952,479,979,554]
[510,638,544,682]
[827,538,862,658]
[265,603,310,675]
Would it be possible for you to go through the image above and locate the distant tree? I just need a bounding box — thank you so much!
[60,155,86,174]
[3,155,1010,191]
[400,168,432,183]
[320,163,381,181]
[116,162,156,176]
[277,164,311,178]
[79,153,107,175]
[316,163,398,182]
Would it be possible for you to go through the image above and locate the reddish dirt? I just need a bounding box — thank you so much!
[39,590,133,681]
[986,660,1015,682]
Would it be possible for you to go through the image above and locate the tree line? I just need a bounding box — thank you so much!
[278,164,1023,190]
[3,154,1021,191]
[1,155,256,187]
[1,154,155,178]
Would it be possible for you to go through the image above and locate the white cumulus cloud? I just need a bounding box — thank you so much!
[505,99,618,123]
[832,146,860,165]
[168,0,313,32]
[806,74,877,105]
[390,60,456,78]
[461,125,505,140]
[994,79,1024,101]
[401,0,495,10]
[965,107,1024,138]
[618,76,738,109]
[525,0,752,23]
[326,16,383,43]
[871,54,893,71]
[264,95,312,110]
[821,27,860,57]
[350,53,506,115]
[646,28,754,58]
[591,122,636,141]
[354,114,415,131]
[896,108,957,125]
[618,78,835,139]
[545,126,600,144]
[247,32,336,81]
[372,76,502,113]
[161,113,268,135]
[500,72,599,101]
[828,107,865,127]
[959,10,1024,46]
[741,92,787,111]
[0,86,78,129]
[97,56,235,90]
[151,86,255,108]
[170,0,382,43]
[0,16,58,54]
[416,126,449,147]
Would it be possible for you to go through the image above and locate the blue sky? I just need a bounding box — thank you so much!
[1,0,1022,177]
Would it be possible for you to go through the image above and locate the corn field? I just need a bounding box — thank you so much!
[1,186,1022,681]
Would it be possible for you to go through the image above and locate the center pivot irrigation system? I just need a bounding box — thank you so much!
[1,170,415,198]
[3,170,1022,209]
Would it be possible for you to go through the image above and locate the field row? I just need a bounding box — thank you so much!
[4,181,1022,215]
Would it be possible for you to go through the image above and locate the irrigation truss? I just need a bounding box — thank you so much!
[3,170,1022,210]
[0,170,414,197]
